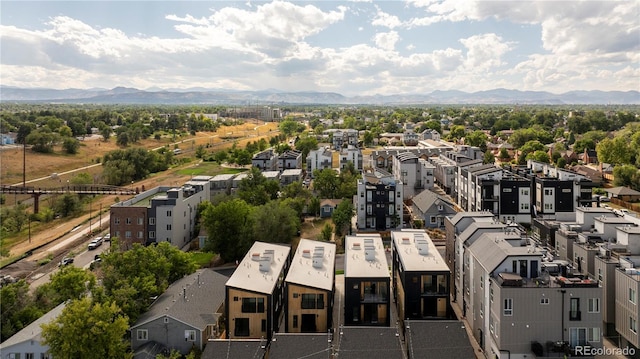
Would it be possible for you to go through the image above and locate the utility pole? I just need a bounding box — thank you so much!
[89,200,92,235]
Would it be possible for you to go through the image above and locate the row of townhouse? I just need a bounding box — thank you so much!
[533,206,640,357]
[251,148,303,171]
[446,212,604,358]
[355,169,404,231]
[392,152,435,199]
[305,145,364,176]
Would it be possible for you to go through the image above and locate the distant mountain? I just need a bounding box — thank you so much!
[0,86,638,105]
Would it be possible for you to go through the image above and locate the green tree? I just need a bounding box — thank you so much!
[312,169,338,199]
[363,131,374,146]
[332,200,354,236]
[195,145,206,159]
[202,199,255,262]
[53,193,83,217]
[26,128,59,153]
[252,201,300,244]
[308,197,321,217]
[62,137,80,154]
[279,119,300,137]
[70,172,93,185]
[517,140,545,165]
[99,123,111,141]
[526,150,550,164]
[447,125,466,141]
[237,167,279,206]
[483,150,495,165]
[498,147,510,160]
[613,165,640,190]
[49,266,96,302]
[319,223,333,242]
[294,136,318,161]
[597,137,631,165]
[41,298,131,359]
[464,130,488,149]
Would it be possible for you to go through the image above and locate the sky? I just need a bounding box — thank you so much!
[1,0,639,96]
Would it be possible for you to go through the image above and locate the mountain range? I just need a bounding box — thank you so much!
[1,86,638,105]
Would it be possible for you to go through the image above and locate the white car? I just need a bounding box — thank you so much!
[88,237,103,250]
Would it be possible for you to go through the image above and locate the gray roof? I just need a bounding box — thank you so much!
[391,230,449,272]
[131,269,228,330]
[269,333,331,359]
[468,232,542,273]
[336,327,403,359]
[405,320,475,359]
[448,211,494,226]
[133,341,168,359]
[285,239,336,291]
[606,186,640,196]
[226,242,291,294]
[0,302,66,350]
[344,234,390,279]
[458,221,507,244]
[412,189,454,214]
[468,164,500,175]
[202,339,266,359]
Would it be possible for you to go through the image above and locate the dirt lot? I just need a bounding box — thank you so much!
[1,121,279,265]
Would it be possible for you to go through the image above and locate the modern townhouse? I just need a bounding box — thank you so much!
[369,148,445,173]
[110,181,209,249]
[616,255,640,354]
[343,234,391,326]
[280,169,303,186]
[262,170,281,183]
[252,148,278,171]
[392,152,435,200]
[355,169,403,231]
[403,130,420,146]
[339,145,363,173]
[277,150,302,171]
[130,269,228,357]
[208,174,237,196]
[428,154,457,195]
[284,239,336,333]
[391,229,452,323]
[225,242,291,340]
[306,147,333,176]
[466,232,602,358]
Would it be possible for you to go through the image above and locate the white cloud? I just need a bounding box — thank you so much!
[459,33,513,72]
[371,5,402,29]
[374,31,399,51]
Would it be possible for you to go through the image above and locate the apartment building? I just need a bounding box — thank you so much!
[331,129,359,150]
[278,150,302,171]
[110,181,209,249]
[284,239,336,333]
[344,234,391,326]
[616,256,640,352]
[225,242,291,340]
[392,152,435,200]
[306,147,333,175]
[252,148,278,171]
[355,169,403,231]
[391,229,451,323]
[339,145,363,173]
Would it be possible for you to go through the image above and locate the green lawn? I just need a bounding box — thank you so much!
[190,251,216,268]
[176,162,248,176]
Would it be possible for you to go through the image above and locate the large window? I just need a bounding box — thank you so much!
[569,328,587,347]
[301,294,324,309]
[503,298,513,316]
[241,298,265,313]
[235,318,250,336]
[570,298,581,321]
[588,298,600,313]
[137,329,148,341]
[588,327,600,342]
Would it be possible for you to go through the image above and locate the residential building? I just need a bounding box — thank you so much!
[130,269,228,357]
[252,149,278,171]
[278,150,302,171]
[616,256,640,352]
[284,239,336,333]
[306,147,333,176]
[110,181,209,249]
[391,229,451,322]
[404,320,475,359]
[262,170,281,183]
[280,169,303,186]
[339,145,363,173]
[0,302,65,359]
[392,152,435,200]
[420,129,441,141]
[331,129,359,150]
[343,234,391,326]
[355,169,403,231]
[410,189,457,228]
[370,148,445,173]
[209,174,237,196]
[225,242,291,340]
[335,327,403,359]
[403,131,420,146]
[319,199,342,218]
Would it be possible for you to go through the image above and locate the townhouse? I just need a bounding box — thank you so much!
[392,152,435,200]
[306,147,333,176]
[252,148,278,171]
[277,150,302,171]
[355,169,403,231]
[339,145,363,173]
[225,242,291,340]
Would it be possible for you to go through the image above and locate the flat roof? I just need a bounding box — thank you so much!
[225,242,290,294]
[577,207,613,213]
[595,216,635,224]
[391,230,449,272]
[344,234,390,279]
[262,171,281,179]
[281,169,303,176]
[211,174,237,181]
[285,239,335,291]
[618,226,640,234]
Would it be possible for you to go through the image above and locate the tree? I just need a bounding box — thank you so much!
[26,128,59,153]
[237,167,279,206]
[53,193,83,217]
[41,298,131,359]
[70,172,93,185]
[202,199,255,262]
[363,131,374,146]
[597,137,631,166]
[483,150,495,165]
[319,223,333,242]
[312,169,338,199]
[498,147,510,161]
[279,119,300,137]
[308,197,321,217]
[526,150,550,164]
[447,125,466,141]
[573,138,596,154]
[613,165,640,190]
[62,137,80,154]
[332,200,354,236]
[49,266,96,302]
[294,136,318,161]
[517,140,545,165]
[252,201,299,244]
[195,145,206,159]
[99,123,111,141]
[464,130,488,149]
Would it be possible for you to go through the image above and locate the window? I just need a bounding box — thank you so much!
[167,224,172,230]
[598,268,602,282]
[185,330,196,342]
[588,327,600,342]
[137,231,143,238]
[25,354,34,359]
[241,298,265,313]
[235,318,250,336]
[125,231,131,238]
[149,231,156,239]
[137,329,148,341]
[430,216,437,224]
[490,288,493,303]
[540,298,549,305]
[126,217,132,225]
[261,319,267,332]
[570,298,581,321]
[137,217,143,225]
[503,298,513,316]
[301,294,324,309]
[115,218,120,224]
[149,217,156,225]
[293,315,298,328]
[569,327,587,347]
[632,317,638,333]
[167,210,172,217]
[630,288,637,304]
[588,298,600,313]
[545,189,552,196]
[520,203,529,210]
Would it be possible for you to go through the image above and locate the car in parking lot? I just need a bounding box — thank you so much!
[88,237,103,250]
[103,233,111,242]
[59,257,74,266]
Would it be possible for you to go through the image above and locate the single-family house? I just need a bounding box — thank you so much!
[0,302,65,359]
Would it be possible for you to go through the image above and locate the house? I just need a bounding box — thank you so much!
[339,145,363,173]
[284,239,336,333]
[420,129,441,141]
[410,189,457,228]
[404,320,475,359]
[307,147,333,176]
[110,181,209,249]
[392,152,435,200]
[225,242,291,340]
[130,269,229,358]
[0,302,65,359]
[614,256,640,353]
[335,327,403,359]
[261,171,281,183]
[403,131,420,146]
[201,339,266,359]
[320,199,342,218]
[209,174,237,196]
[355,169,403,231]
[268,333,330,359]
[343,234,390,326]
[280,169,303,186]
[278,150,302,171]
[605,186,640,202]
[583,149,598,164]
[331,129,359,150]
[391,230,452,322]
[0,133,16,145]
[252,149,278,171]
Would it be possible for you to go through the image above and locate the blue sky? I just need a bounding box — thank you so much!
[1,1,638,96]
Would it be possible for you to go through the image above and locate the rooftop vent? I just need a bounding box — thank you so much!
[259,257,270,272]
[263,249,275,263]
[353,242,361,250]
[251,253,261,261]
[312,252,323,269]
[302,249,311,258]
[364,245,376,261]
[416,239,429,255]
[402,237,411,245]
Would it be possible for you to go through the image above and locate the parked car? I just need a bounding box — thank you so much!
[599,195,610,202]
[88,237,103,250]
[103,233,111,242]
[0,275,16,287]
[602,204,612,209]
[59,257,74,266]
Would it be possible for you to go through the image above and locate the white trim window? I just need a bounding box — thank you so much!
[503,298,513,316]
[630,288,637,305]
[185,330,196,342]
[588,298,600,313]
[137,329,148,341]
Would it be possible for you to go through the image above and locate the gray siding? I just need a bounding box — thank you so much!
[595,255,618,335]
[615,270,640,348]
[132,316,202,355]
